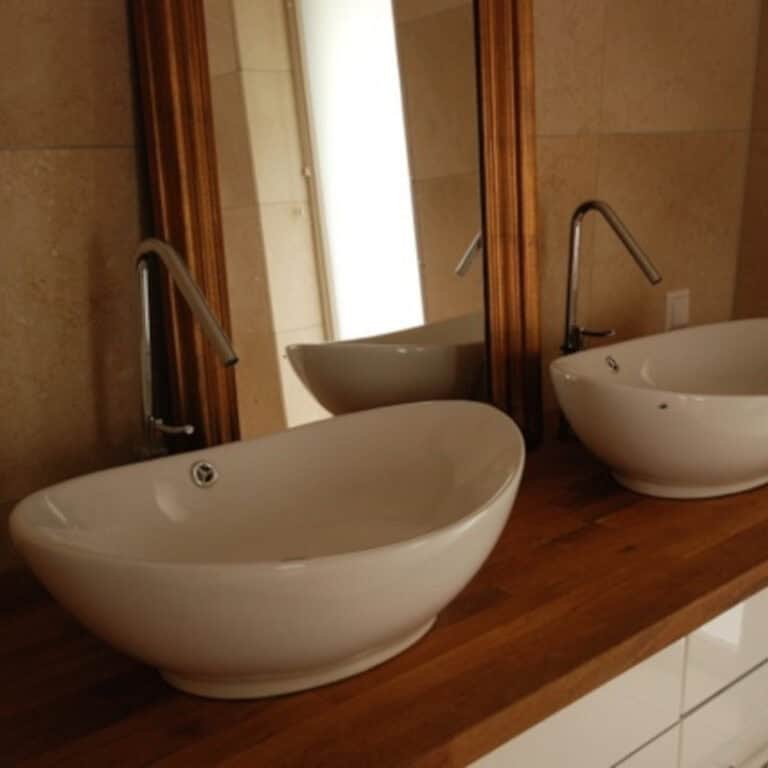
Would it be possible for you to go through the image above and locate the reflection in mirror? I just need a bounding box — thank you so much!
[204,0,484,435]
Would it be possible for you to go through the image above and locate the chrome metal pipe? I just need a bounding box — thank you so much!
[136,238,238,447]
[563,200,662,354]
[136,238,237,366]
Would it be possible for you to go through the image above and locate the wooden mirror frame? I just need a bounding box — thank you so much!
[131,0,541,446]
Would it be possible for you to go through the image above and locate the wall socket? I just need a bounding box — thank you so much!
[665,289,690,330]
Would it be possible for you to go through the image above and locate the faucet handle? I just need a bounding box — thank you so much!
[580,328,616,339]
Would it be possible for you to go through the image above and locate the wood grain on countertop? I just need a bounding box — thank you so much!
[4,441,768,767]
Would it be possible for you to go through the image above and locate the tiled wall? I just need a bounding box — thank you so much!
[394,0,484,323]
[735,2,768,317]
[0,0,145,565]
[205,0,329,432]
[535,0,761,413]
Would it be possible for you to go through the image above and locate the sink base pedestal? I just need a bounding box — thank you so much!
[161,618,436,700]
[612,473,768,500]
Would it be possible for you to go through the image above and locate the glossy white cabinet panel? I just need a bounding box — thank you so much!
[614,727,679,768]
[680,659,768,768]
[472,640,685,768]
[684,586,768,712]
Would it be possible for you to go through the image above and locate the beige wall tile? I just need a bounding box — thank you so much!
[211,72,258,210]
[734,132,768,317]
[0,148,142,501]
[275,326,331,428]
[242,70,308,204]
[536,135,600,413]
[0,1,134,147]
[411,173,483,323]
[602,0,760,132]
[533,0,607,136]
[205,0,238,77]
[233,0,291,72]
[396,3,479,180]
[221,206,286,438]
[260,203,325,333]
[393,0,470,24]
[590,133,748,339]
[751,1,768,131]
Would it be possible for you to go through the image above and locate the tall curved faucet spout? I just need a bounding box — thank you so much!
[136,238,238,366]
[563,200,662,355]
[136,237,238,447]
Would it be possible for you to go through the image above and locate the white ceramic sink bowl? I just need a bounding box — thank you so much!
[10,401,524,699]
[551,319,768,499]
[286,313,485,414]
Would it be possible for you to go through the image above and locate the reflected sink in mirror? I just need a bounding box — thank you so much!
[286,313,485,414]
[203,0,486,432]
[10,401,524,699]
[551,319,768,499]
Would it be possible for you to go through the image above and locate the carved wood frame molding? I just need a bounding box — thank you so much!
[132,0,239,447]
[131,0,541,446]
[477,0,541,445]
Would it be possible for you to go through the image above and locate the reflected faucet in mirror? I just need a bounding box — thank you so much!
[136,238,238,451]
[562,200,663,355]
[455,232,483,276]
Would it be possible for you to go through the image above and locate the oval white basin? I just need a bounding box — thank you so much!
[551,319,768,499]
[10,401,524,699]
[286,313,485,414]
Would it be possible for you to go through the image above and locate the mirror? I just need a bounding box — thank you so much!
[203,0,486,435]
[133,0,539,448]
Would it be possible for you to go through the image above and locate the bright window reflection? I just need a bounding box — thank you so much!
[295,0,424,340]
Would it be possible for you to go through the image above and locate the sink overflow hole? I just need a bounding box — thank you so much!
[191,461,219,488]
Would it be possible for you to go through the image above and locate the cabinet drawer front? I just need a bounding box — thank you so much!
[614,727,679,768]
[472,641,684,768]
[680,659,768,768]
[685,586,768,712]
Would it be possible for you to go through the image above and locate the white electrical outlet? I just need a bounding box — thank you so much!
[665,289,690,330]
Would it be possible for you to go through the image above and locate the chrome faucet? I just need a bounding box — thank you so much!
[136,238,237,449]
[562,200,662,355]
[455,231,482,276]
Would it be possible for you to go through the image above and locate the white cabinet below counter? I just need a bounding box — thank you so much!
[471,583,768,768]
[684,587,768,712]
[680,659,768,768]
[471,641,685,768]
[615,727,679,768]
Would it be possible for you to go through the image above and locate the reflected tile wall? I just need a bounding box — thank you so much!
[412,173,483,323]
[0,1,144,568]
[209,0,328,433]
[394,0,484,326]
[221,206,287,438]
[533,0,761,419]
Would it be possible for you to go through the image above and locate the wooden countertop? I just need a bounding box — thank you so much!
[5,440,768,767]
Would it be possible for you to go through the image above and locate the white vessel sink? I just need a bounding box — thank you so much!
[551,319,768,499]
[10,401,523,699]
[286,313,485,414]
